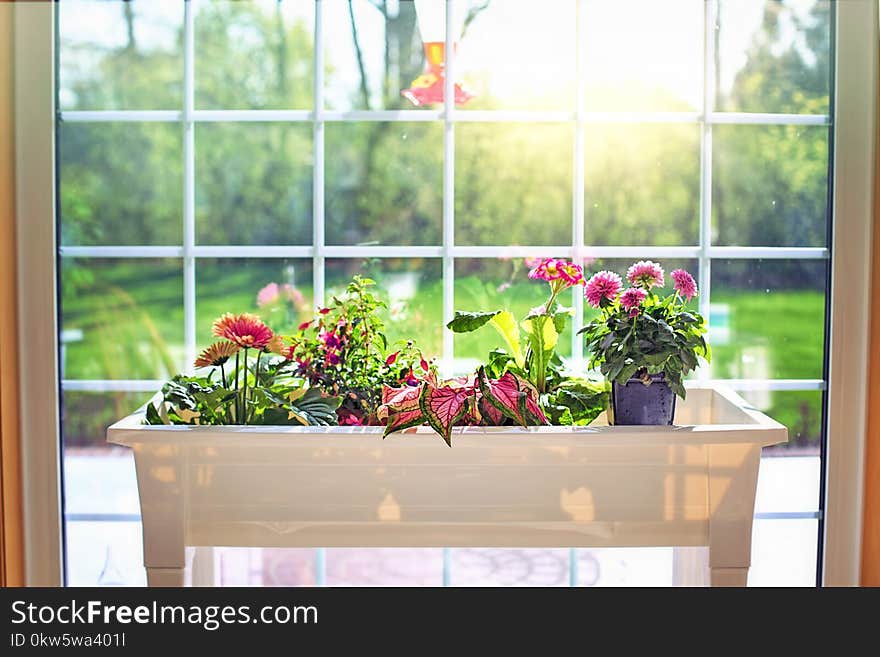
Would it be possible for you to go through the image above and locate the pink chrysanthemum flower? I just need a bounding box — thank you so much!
[212,313,274,349]
[256,282,280,308]
[626,260,665,289]
[584,270,623,308]
[671,269,698,301]
[620,287,648,313]
[194,341,239,368]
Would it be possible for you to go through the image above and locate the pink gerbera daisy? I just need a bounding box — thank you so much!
[212,313,274,349]
[671,269,698,301]
[620,287,648,314]
[194,341,239,368]
[584,270,623,308]
[626,260,665,289]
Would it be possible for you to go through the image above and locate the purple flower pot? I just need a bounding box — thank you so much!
[611,373,676,425]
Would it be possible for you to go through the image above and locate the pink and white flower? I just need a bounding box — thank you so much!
[626,260,665,289]
[584,270,623,308]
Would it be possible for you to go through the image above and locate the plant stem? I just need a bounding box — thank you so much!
[233,351,240,423]
[220,363,227,389]
[242,348,249,426]
[535,315,547,394]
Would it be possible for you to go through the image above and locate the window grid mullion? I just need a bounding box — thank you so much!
[441,0,456,377]
[698,0,718,384]
[571,0,586,368]
[183,0,196,373]
[313,0,325,307]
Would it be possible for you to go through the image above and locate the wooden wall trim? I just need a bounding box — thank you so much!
[862,19,880,587]
[0,1,25,587]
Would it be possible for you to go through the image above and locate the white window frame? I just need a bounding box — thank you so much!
[12,0,875,586]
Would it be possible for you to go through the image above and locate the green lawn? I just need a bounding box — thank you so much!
[60,261,825,450]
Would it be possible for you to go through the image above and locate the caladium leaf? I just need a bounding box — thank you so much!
[477,394,505,425]
[477,367,547,426]
[377,384,426,437]
[419,382,474,447]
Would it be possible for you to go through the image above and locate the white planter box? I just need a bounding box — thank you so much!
[107,385,786,587]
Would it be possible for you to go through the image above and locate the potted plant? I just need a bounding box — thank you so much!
[578,261,710,425]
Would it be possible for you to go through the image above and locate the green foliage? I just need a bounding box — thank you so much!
[285,275,433,424]
[145,373,341,427]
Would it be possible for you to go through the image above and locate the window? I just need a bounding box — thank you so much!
[57,0,833,586]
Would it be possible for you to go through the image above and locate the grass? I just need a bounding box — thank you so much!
[61,261,826,450]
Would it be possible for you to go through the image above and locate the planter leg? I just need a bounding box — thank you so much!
[707,444,761,588]
[710,567,749,587]
[146,567,186,587]
[134,444,187,588]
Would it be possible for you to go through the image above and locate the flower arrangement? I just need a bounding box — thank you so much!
[578,261,709,399]
[146,312,341,427]
[380,258,608,444]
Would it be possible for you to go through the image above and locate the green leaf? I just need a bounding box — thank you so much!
[489,311,525,369]
[144,402,165,425]
[446,310,501,333]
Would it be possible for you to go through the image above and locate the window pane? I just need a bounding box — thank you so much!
[456,124,573,246]
[585,124,700,246]
[716,0,831,114]
[66,521,146,587]
[326,122,442,245]
[453,258,577,366]
[326,259,443,359]
[324,0,438,111]
[583,0,703,112]
[60,123,182,246]
[459,0,576,111]
[747,390,823,457]
[713,125,828,247]
[195,0,314,110]
[59,0,183,110]
[196,258,314,345]
[62,392,146,515]
[749,518,817,586]
[60,258,184,380]
[195,123,313,245]
[710,259,825,380]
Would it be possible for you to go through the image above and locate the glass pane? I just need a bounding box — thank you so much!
[196,259,314,345]
[459,0,576,111]
[324,0,439,111]
[60,258,184,380]
[62,391,145,514]
[713,125,828,247]
[195,0,314,110]
[59,0,183,110]
[747,390,823,456]
[59,123,182,246]
[195,123,313,245]
[756,435,820,512]
[326,549,443,586]
[325,259,443,360]
[710,259,825,380]
[455,123,573,246]
[749,519,818,586]
[716,0,831,114]
[325,122,442,245]
[453,258,578,367]
[583,0,703,112]
[66,521,146,586]
[585,124,700,246]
